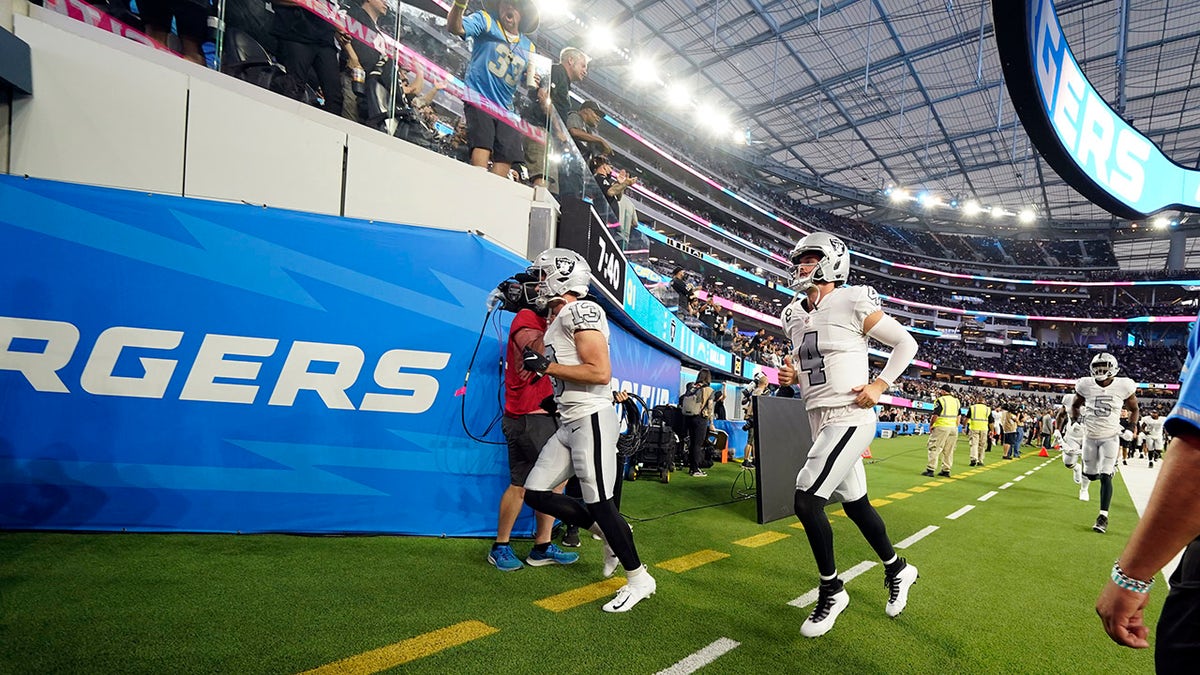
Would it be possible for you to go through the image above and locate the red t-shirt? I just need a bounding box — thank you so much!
[505,309,554,416]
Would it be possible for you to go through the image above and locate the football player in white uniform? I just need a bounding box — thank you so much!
[777,233,921,638]
[519,248,656,613]
[1142,410,1166,468]
[1070,352,1140,534]
[1057,393,1086,490]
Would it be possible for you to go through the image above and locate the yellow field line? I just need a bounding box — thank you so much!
[790,521,806,530]
[909,486,930,493]
[869,498,892,508]
[829,507,848,518]
[657,549,731,572]
[734,531,790,548]
[923,481,943,487]
[887,492,913,500]
[534,578,626,612]
[299,620,498,675]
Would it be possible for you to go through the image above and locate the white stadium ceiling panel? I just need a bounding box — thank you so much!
[541,0,1200,228]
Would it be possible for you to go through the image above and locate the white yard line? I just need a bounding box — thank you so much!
[656,638,741,675]
[946,505,975,520]
[895,525,939,549]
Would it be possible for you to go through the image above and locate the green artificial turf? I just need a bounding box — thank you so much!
[0,436,1162,674]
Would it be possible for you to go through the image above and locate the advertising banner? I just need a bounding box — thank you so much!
[0,176,508,534]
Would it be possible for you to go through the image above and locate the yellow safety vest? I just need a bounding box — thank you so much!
[968,403,991,431]
[933,395,960,428]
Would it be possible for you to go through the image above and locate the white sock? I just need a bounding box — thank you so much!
[882,555,898,566]
[626,564,649,582]
[1080,476,1091,490]
[820,572,838,582]
[1100,510,1109,517]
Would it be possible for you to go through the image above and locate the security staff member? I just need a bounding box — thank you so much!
[967,400,991,467]
[923,385,961,477]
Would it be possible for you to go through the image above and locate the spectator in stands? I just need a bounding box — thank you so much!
[589,156,638,239]
[441,118,472,163]
[141,0,212,66]
[339,0,388,123]
[271,0,344,116]
[447,0,539,177]
[523,47,590,188]
[671,267,695,307]
[568,100,612,161]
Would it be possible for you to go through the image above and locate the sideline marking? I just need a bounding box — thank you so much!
[788,561,878,608]
[299,620,498,674]
[895,525,939,549]
[655,637,741,675]
[978,491,998,502]
[535,578,625,612]
[1013,475,1026,483]
[887,492,913,500]
[734,532,789,548]
[789,521,806,530]
[946,505,975,520]
[869,498,892,508]
[1025,471,1035,475]
[909,486,930,493]
[923,481,943,487]
[658,549,730,573]
[999,482,1014,490]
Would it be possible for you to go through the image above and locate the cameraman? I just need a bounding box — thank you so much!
[487,273,578,571]
[680,369,716,477]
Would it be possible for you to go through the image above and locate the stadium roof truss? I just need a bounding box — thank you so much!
[538,0,1200,231]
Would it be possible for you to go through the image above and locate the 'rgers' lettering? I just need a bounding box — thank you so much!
[0,316,449,414]
[1032,0,1151,205]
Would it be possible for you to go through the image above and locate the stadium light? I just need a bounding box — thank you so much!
[1018,208,1036,224]
[890,188,909,203]
[666,82,691,107]
[991,207,1007,219]
[631,57,658,85]
[962,200,982,216]
[587,24,616,54]
[1153,216,1171,229]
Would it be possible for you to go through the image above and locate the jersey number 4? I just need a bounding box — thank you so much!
[798,331,827,386]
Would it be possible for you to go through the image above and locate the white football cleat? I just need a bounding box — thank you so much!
[801,585,850,638]
[885,561,919,618]
[602,572,656,613]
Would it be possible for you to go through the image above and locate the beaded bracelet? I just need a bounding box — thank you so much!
[1111,561,1155,593]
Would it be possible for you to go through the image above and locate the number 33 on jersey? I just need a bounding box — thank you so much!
[781,286,882,410]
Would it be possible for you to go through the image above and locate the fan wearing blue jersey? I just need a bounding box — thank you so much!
[448,0,539,177]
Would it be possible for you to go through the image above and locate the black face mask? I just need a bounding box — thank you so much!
[495,273,545,315]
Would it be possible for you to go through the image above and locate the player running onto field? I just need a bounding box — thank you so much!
[777,233,920,638]
[1070,353,1139,534]
[519,248,655,612]
[1057,393,1086,493]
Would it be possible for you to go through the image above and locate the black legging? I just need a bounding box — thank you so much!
[685,414,709,472]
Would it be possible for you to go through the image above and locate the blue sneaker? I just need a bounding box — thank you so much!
[526,543,579,566]
[488,544,523,571]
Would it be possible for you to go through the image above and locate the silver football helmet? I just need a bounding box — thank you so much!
[1090,352,1119,381]
[528,248,591,309]
[789,232,850,292]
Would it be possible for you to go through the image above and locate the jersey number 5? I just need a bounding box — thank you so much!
[1090,395,1114,417]
[798,331,827,386]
